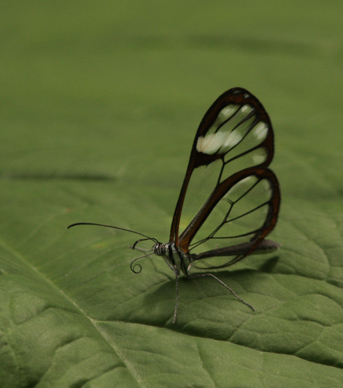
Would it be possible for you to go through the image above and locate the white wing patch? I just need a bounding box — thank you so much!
[196,102,269,158]
[196,104,244,155]
[218,105,239,120]
[252,149,267,164]
[251,121,268,141]
[196,131,228,155]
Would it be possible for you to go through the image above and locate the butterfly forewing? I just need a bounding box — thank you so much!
[170,88,279,260]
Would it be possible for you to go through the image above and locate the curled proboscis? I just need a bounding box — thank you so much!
[130,259,143,274]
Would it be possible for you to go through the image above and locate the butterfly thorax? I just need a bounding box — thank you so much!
[153,241,193,276]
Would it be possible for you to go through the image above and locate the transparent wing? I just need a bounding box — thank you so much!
[170,87,277,253]
[182,167,280,269]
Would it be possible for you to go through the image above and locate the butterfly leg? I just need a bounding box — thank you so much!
[172,269,180,324]
[188,273,255,312]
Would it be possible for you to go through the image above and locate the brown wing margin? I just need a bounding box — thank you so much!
[169,87,274,245]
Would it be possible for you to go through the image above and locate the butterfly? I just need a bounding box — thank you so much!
[68,87,280,324]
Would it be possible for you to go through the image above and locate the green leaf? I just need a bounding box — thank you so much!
[1,1,343,387]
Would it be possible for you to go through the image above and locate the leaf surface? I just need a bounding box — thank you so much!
[1,1,343,387]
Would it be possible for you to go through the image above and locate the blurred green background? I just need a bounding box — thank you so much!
[2,1,342,194]
[1,1,343,387]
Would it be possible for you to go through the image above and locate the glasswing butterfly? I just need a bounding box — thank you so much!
[68,87,280,323]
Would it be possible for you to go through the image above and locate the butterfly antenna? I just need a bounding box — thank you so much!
[68,222,158,244]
